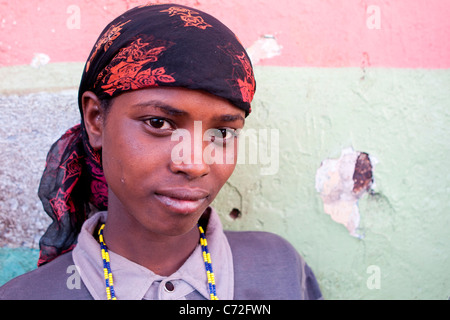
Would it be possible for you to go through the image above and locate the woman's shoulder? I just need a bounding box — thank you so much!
[224,230,301,260]
[224,230,322,300]
[0,251,92,300]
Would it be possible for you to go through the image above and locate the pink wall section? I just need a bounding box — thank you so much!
[1,0,449,68]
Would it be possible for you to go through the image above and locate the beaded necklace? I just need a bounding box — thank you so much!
[97,223,218,300]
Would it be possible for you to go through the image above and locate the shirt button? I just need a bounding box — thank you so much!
[164,281,175,293]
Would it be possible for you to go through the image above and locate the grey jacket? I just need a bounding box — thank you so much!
[0,231,322,300]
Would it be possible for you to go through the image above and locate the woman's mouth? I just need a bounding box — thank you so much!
[154,188,209,214]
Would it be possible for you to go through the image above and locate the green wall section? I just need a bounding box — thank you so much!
[0,63,83,95]
[0,247,39,286]
[212,66,450,299]
[1,65,449,299]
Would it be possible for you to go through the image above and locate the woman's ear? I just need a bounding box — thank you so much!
[81,91,105,150]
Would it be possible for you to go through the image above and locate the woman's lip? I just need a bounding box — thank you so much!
[154,188,209,214]
[155,188,210,201]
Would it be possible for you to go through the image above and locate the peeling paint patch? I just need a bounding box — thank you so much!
[353,152,373,194]
[30,53,50,68]
[315,148,376,238]
[246,35,282,65]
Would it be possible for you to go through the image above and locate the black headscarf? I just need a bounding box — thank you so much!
[37,3,256,266]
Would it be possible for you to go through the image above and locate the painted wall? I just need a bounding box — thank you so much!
[0,0,449,299]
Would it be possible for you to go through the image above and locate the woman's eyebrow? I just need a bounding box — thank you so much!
[132,101,244,123]
[132,101,187,116]
[213,114,245,124]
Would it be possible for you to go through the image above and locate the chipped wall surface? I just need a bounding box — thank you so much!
[315,148,373,238]
[1,0,450,299]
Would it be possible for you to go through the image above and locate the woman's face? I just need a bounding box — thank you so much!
[86,87,245,237]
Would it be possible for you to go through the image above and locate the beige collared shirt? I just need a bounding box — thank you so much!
[72,208,234,300]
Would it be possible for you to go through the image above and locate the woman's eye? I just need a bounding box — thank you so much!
[210,128,237,143]
[218,129,233,140]
[145,118,172,130]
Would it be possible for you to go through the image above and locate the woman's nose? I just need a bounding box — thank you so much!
[169,126,211,179]
[169,160,210,179]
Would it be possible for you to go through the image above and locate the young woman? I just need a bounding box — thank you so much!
[0,4,321,300]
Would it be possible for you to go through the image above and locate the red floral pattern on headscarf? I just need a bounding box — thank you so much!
[235,53,256,104]
[218,43,256,110]
[160,6,212,29]
[96,37,175,96]
[86,20,131,72]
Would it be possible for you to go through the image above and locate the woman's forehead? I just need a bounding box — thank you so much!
[111,87,246,121]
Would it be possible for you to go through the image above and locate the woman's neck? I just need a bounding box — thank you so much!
[102,210,200,277]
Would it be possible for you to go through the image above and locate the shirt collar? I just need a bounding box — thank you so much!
[72,207,233,300]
